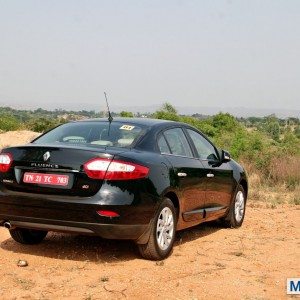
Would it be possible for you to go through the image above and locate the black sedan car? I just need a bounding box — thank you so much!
[0,118,248,260]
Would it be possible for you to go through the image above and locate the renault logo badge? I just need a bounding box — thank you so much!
[43,151,51,161]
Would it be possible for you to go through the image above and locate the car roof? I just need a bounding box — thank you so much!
[76,117,179,127]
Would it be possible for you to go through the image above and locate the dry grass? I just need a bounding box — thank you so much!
[247,177,300,208]
[269,156,300,189]
[243,158,300,207]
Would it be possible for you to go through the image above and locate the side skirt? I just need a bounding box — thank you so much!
[182,206,227,222]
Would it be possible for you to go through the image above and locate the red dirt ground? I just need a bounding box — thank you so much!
[0,205,298,299]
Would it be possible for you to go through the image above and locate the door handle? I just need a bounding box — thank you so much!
[177,172,187,177]
[207,173,214,178]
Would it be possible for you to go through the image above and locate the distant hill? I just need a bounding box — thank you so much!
[0,102,299,118]
[111,105,300,118]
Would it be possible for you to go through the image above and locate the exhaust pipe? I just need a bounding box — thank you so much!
[3,221,12,229]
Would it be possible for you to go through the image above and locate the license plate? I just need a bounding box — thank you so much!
[23,172,69,186]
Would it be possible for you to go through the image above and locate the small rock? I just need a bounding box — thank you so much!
[17,260,28,267]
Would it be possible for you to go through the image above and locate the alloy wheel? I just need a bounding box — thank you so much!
[156,207,174,251]
[234,191,245,222]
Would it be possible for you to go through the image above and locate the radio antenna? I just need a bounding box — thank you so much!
[104,92,113,123]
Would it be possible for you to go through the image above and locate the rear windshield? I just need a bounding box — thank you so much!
[33,121,146,148]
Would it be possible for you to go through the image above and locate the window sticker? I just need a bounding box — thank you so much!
[120,125,135,131]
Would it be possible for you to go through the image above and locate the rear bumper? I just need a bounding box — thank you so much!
[0,190,157,243]
[0,217,150,242]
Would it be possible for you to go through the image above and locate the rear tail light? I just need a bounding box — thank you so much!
[0,153,13,172]
[83,158,149,180]
[83,158,111,179]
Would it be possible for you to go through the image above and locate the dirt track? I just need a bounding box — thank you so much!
[0,204,298,299]
[0,130,40,149]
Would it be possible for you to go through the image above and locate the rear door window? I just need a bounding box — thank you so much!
[157,135,171,154]
[163,128,193,157]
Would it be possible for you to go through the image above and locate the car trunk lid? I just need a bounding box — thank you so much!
[0,144,128,197]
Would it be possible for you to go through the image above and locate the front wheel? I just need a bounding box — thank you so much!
[222,185,246,228]
[138,198,177,260]
[9,228,48,245]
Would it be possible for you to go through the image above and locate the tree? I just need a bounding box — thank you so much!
[263,118,280,141]
[162,102,177,114]
[119,111,134,118]
[211,113,240,133]
[153,102,180,121]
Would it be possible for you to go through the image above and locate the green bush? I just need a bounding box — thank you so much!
[0,115,21,131]
[294,126,300,139]
[26,118,66,133]
[280,132,300,155]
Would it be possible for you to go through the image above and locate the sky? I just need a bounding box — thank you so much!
[0,0,299,113]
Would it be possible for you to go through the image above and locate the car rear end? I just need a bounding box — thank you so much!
[0,121,159,243]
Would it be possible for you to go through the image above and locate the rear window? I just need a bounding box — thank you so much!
[33,121,145,148]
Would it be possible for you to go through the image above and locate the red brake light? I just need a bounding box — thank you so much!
[0,153,13,172]
[83,158,149,180]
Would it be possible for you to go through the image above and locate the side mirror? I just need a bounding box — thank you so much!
[221,150,231,163]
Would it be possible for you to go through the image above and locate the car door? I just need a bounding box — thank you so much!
[157,127,207,225]
[185,128,234,220]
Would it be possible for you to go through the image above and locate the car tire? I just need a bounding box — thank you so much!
[222,185,246,228]
[9,228,48,245]
[138,198,177,260]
